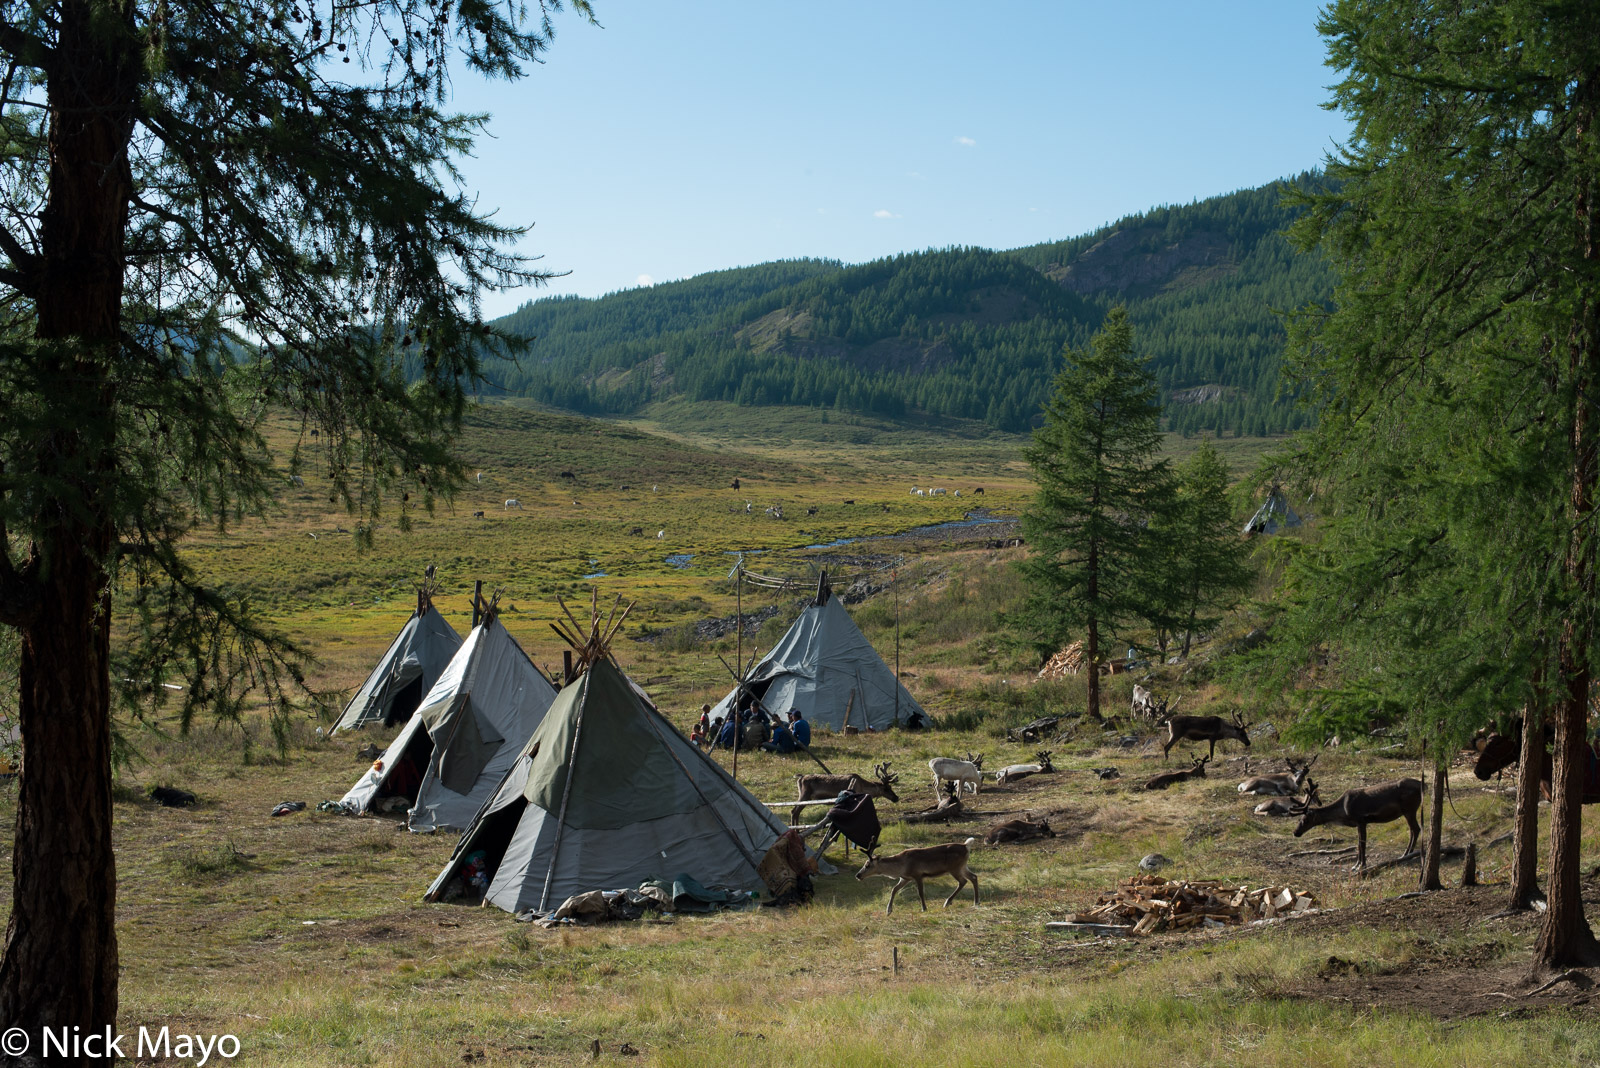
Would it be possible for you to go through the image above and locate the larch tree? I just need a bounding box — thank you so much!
[1282,0,1600,967]
[1017,307,1173,721]
[0,0,595,1051]
[1150,439,1254,660]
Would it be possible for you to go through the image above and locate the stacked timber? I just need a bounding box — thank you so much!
[1055,874,1317,936]
[1037,641,1086,679]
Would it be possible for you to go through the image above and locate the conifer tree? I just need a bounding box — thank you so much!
[1282,0,1600,967]
[1149,440,1254,658]
[1017,308,1172,721]
[0,0,594,1047]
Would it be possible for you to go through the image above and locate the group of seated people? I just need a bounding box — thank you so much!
[688,700,811,754]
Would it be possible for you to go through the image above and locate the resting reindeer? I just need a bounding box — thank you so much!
[795,763,901,805]
[1293,778,1423,870]
[1145,755,1209,790]
[995,751,1055,785]
[1253,779,1322,817]
[1238,754,1317,796]
[1162,711,1250,761]
[929,753,984,801]
[984,816,1056,844]
[855,838,979,914]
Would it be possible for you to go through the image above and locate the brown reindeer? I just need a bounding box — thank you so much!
[855,838,979,914]
[984,817,1056,844]
[1162,711,1250,761]
[1144,756,1209,790]
[1293,778,1422,870]
[1473,722,1600,804]
[796,762,901,804]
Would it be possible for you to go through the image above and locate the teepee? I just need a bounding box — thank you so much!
[426,598,786,915]
[332,588,463,734]
[1242,484,1303,536]
[706,578,925,731]
[341,598,558,832]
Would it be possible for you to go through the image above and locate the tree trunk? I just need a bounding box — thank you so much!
[1536,91,1600,966]
[1507,705,1545,910]
[1419,754,1446,891]
[0,0,139,1052]
[1085,616,1101,722]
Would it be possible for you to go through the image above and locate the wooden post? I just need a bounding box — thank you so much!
[894,563,901,726]
[562,650,574,686]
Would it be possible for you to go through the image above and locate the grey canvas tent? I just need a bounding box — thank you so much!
[341,612,558,832]
[1242,484,1303,536]
[331,592,463,734]
[705,591,925,731]
[425,657,787,915]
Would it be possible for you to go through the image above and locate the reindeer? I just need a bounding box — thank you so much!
[1253,779,1322,817]
[1473,720,1600,804]
[855,838,979,914]
[995,751,1055,785]
[1131,684,1168,721]
[1162,711,1250,761]
[984,817,1056,844]
[795,763,901,805]
[1293,778,1423,870]
[1238,754,1317,796]
[1145,756,1209,790]
[929,753,984,800]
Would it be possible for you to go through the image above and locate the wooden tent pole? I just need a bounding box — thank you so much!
[714,652,831,776]
[894,563,901,726]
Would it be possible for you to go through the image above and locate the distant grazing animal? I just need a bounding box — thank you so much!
[1293,778,1423,870]
[1144,756,1209,790]
[290,474,304,487]
[930,487,947,496]
[559,470,576,480]
[472,511,484,519]
[855,839,979,914]
[984,817,1055,845]
[503,499,521,510]
[843,499,855,505]
[807,506,818,516]
[929,754,983,800]
[1239,755,1317,797]
[476,472,483,483]
[731,478,740,489]
[953,490,961,498]
[627,526,643,536]
[1162,711,1250,761]
[656,530,665,539]
[305,531,317,540]
[973,487,984,495]
[795,763,901,805]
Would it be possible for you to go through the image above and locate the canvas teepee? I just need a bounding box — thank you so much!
[706,582,925,731]
[331,589,463,734]
[425,656,787,914]
[341,604,558,832]
[1242,484,1303,536]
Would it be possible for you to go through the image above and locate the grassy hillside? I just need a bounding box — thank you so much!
[484,175,1334,439]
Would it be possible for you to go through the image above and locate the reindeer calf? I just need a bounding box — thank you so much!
[855,839,979,914]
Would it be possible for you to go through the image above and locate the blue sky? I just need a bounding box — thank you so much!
[450,1,1349,318]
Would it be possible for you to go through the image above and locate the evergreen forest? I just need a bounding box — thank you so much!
[487,173,1335,436]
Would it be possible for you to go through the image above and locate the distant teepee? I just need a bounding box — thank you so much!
[331,587,462,734]
[1242,484,1302,536]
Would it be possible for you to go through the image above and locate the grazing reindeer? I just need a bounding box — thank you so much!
[1238,754,1317,796]
[855,838,979,914]
[1162,711,1251,761]
[1293,778,1423,870]
[984,817,1056,844]
[929,753,984,801]
[1130,684,1168,721]
[796,762,901,804]
[1254,779,1322,817]
[1145,755,1209,791]
[995,751,1055,785]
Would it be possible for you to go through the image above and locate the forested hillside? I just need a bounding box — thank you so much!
[486,174,1334,435]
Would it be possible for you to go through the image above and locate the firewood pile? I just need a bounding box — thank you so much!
[1037,641,1086,679]
[1062,874,1317,935]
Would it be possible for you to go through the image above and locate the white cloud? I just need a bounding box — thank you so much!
[873,209,902,219]
[635,274,654,287]
[954,136,977,147]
